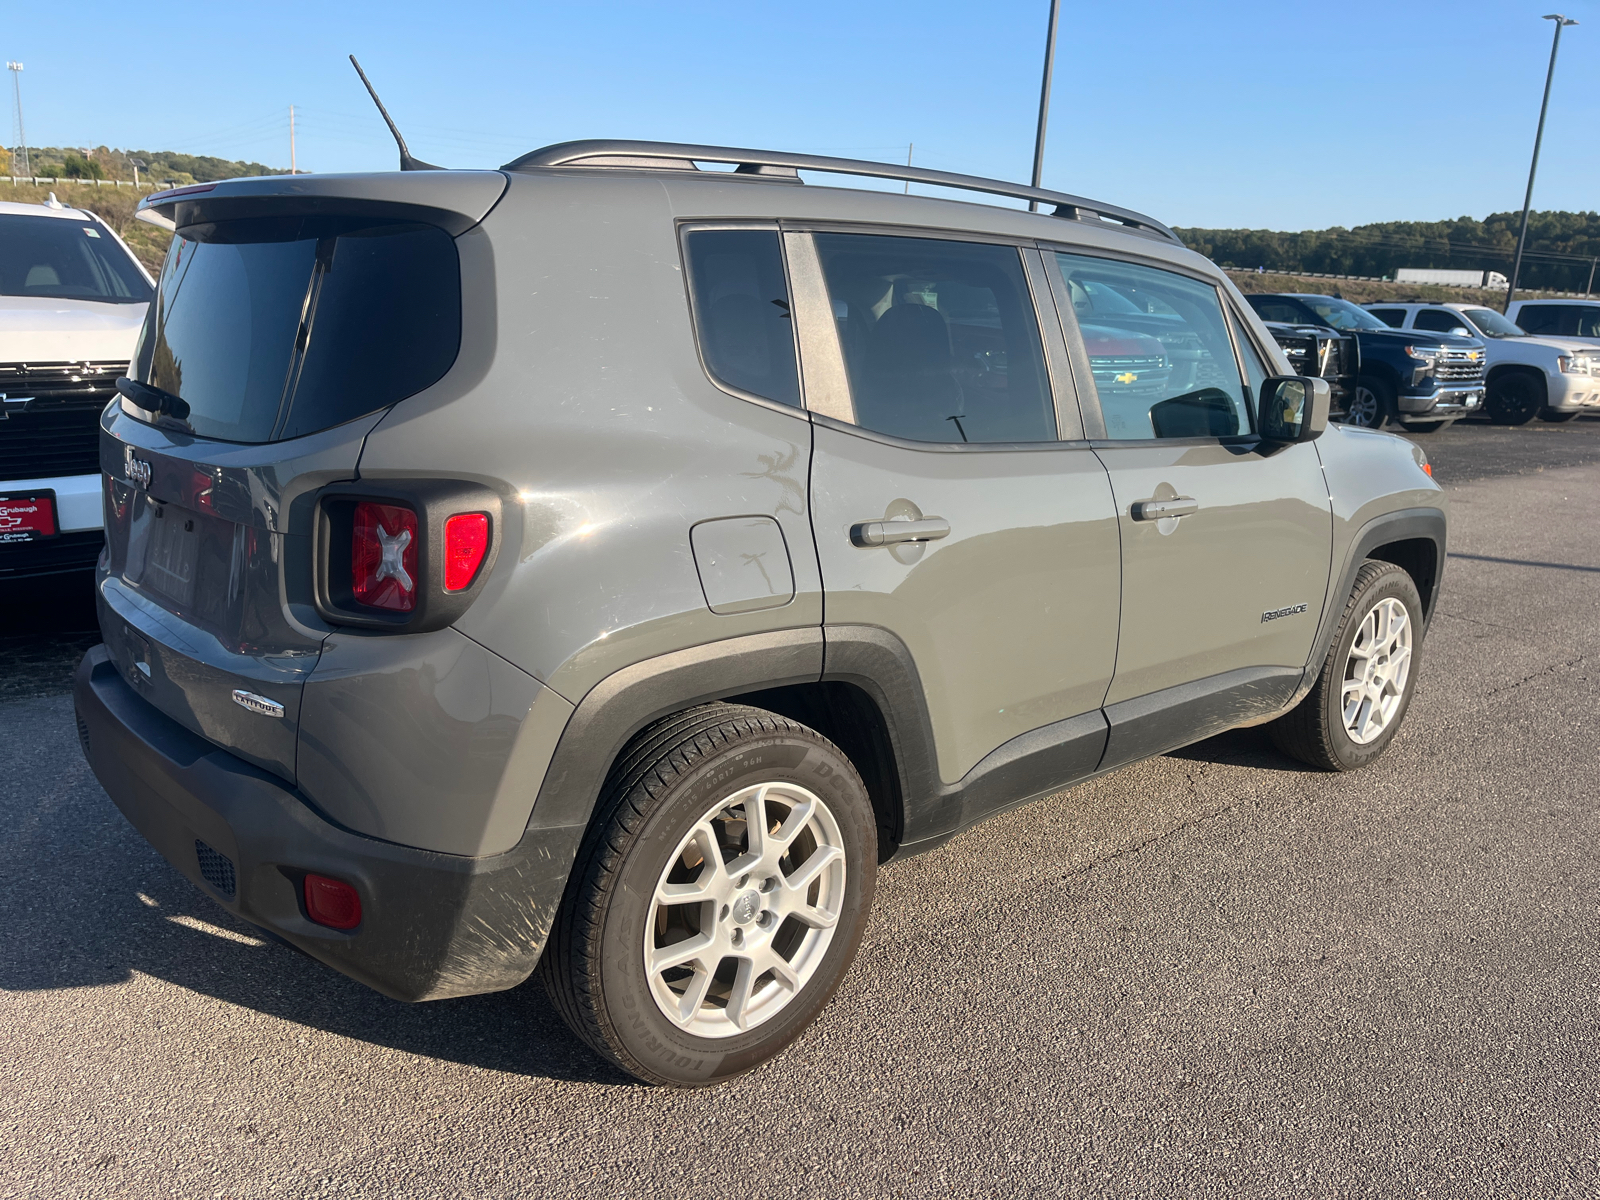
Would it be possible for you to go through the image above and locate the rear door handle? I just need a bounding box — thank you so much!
[850,517,951,547]
[1130,497,1198,521]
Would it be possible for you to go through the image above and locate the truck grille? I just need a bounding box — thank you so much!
[1091,356,1172,394]
[0,362,125,482]
[1434,350,1486,384]
[1324,337,1356,381]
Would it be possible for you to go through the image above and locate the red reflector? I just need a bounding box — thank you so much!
[303,874,362,930]
[352,502,418,612]
[1422,462,1433,477]
[444,512,489,591]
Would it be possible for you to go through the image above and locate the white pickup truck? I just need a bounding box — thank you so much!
[1364,301,1599,425]
[0,197,153,584]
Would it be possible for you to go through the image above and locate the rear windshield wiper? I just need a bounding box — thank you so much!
[116,376,192,421]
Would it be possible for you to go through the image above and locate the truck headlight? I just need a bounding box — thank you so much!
[1558,355,1596,375]
[1404,346,1440,366]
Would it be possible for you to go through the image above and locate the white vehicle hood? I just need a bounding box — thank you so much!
[0,295,146,365]
[1510,333,1598,356]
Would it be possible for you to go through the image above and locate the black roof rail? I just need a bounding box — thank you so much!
[502,140,1182,245]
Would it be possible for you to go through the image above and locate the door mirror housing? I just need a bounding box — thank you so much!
[1258,376,1330,443]
[1450,326,1471,337]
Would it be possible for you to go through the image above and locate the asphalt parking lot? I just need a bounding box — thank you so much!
[3,417,1598,1198]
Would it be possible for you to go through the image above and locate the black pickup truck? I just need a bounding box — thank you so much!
[1245,293,1486,431]
[1258,321,1357,421]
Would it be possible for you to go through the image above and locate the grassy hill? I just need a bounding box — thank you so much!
[3,145,288,187]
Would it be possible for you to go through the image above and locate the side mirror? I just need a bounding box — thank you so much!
[1450,326,1471,337]
[1258,376,1330,443]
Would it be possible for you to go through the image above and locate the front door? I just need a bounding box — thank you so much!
[1046,249,1333,770]
[792,230,1122,801]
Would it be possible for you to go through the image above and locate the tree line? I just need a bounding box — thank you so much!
[1175,211,1600,293]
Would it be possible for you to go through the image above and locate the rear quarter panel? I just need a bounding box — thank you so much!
[351,171,822,706]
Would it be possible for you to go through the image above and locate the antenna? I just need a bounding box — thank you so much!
[348,55,442,171]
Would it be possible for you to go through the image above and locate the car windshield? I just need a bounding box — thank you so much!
[1463,308,1526,338]
[0,213,152,304]
[1300,297,1390,331]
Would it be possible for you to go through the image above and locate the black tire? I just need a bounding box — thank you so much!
[1403,419,1448,434]
[1485,373,1544,425]
[1538,409,1580,423]
[1345,376,1394,429]
[1270,560,1424,772]
[539,703,878,1087]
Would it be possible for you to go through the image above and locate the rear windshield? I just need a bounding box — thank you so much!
[0,213,152,304]
[132,216,460,443]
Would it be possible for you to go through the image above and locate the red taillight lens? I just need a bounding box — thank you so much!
[303,874,362,930]
[444,512,489,591]
[352,501,418,612]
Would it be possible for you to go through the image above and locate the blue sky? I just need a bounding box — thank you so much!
[5,1,1595,230]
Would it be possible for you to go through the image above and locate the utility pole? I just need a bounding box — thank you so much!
[1028,0,1062,212]
[1507,15,1578,309]
[290,105,297,174]
[904,143,912,194]
[6,63,26,178]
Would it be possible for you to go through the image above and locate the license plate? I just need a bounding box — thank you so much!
[126,497,199,607]
[0,491,59,543]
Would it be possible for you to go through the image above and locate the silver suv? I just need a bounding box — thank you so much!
[74,143,1446,1087]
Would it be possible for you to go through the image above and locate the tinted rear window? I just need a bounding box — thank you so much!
[683,229,800,407]
[0,213,152,304]
[1517,303,1600,338]
[133,216,460,443]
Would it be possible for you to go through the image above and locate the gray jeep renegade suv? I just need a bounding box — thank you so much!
[75,142,1445,1087]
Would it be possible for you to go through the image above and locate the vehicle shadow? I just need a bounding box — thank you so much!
[0,748,630,1087]
[1163,723,1319,772]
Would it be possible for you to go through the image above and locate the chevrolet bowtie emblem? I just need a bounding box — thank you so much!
[1115,372,1138,385]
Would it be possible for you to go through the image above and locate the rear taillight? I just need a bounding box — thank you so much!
[352,501,418,612]
[444,513,490,591]
[303,874,362,930]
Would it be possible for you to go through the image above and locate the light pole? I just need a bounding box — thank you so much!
[6,62,26,179]
[1506,15,1577,308]
[1028,0,1062,212]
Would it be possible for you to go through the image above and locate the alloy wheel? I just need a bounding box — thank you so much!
[1342,597,1413,744]
[645,782,846,1038]
[1346,385,1382,427]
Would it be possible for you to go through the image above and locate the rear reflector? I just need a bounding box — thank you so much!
[352,501,418,612]
[303,874,362,930]
[444,512,490,591]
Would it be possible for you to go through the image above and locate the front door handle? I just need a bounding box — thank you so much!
[851,517,951,547]
[1130,497,1198,521]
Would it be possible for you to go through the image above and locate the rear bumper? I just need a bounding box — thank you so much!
[73,645,583,1002]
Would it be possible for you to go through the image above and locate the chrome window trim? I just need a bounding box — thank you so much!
[1022,247,1084,441]
[811,408,1094,455]
[781,231,855,424]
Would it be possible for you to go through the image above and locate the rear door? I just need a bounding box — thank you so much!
[98,210,467,783]
[793,229,1121,792]
[1044,249,1333,770]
